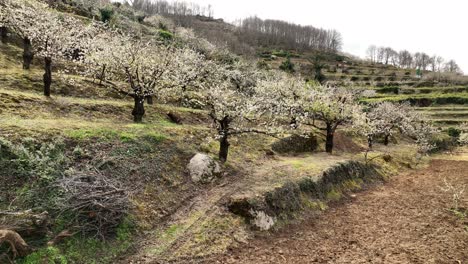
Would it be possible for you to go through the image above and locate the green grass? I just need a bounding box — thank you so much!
[432,118,468,125]
[284,159,319,170]
[0,85,209,141]
[420,111,468,119]
[415,104,468,127]
[19,217,135,264]
[375,86,468,95]
[416,106,468,111]
[408,86,468,93]
[363,92,468,105]
[65,127,167,143]
[326,188,342,201]
[66,128,122,140]
[147,223,186,255]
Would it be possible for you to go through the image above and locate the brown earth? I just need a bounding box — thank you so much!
[206,158,468,264]
[333,132,365,154]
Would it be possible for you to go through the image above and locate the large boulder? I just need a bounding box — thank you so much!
[187,153,221,183]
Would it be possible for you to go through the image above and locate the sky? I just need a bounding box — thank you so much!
[158,0,468,73]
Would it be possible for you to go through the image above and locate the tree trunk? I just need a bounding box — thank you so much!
[219,117,230,163]
[367,135,373,149]
[0,210,49,237]
[132,95,145,123]
[325,124,334,154]
[43,57,52,97]
[384,135,390,146]
[0,27,7,44]
[146,95,153,105]
[22,38,34,70]
[219,134,229,163]
[0,230,31,258]
[289,117,298,129]
[98,64,106,85]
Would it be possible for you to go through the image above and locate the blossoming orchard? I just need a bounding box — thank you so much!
[2,0,467,262]
[0,0,439,162]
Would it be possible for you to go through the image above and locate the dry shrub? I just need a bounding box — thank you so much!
[56,173,131,238]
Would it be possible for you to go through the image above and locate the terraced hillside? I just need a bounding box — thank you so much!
[0,33,431,263]
[258,48,424,84]
[1,1,467,262]
[416,105,468,126]
[0,37,427,263]
[364,85,468,128]
[261,48,468,130]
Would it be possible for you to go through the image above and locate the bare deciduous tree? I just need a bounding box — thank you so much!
[366,45,377,64]
[377,47,385,64]
[398,50,413,69]
[444,59,462,74]
[235,16,343,52]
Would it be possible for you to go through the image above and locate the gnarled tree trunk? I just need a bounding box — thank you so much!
[98,64,106,85]
[0,210,49,236]
[219,134,229,163]
[0,27,7,44]
[218,117,230,163]
[384,134,390,146]
[325,124,334,154]
[132,95,145,123]
[367,135,373,149]
[0,230,31,259]
[43,57,52,97]
[22,38,34,70]
[146,95,153,105]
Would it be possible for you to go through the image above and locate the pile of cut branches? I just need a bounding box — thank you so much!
[56,173,130,239]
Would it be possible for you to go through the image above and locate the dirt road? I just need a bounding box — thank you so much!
[208,158,468,264]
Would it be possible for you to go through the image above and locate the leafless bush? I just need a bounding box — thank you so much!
[440,178,466,212]
[56,173,131,239]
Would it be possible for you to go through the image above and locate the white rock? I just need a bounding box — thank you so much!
[187,153,221,183]
[249,209,276,231]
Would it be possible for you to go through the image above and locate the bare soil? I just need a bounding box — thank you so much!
[207,158,468,264]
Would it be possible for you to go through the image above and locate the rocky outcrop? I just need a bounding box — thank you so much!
[227,161,384,230]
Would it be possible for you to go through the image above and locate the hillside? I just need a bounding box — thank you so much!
[0,35,423,263]
[186,15,468,130]
[0,1,467,263]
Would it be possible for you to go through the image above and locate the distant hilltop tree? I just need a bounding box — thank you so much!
[366,44,463,75]
[127,1,342,54]
[444,59,462,74]
[235,16,343,53]
[126,0,214,26]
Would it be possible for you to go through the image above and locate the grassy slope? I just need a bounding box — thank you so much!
[0,40,424,263]
[0,42,326,261]
[2,11,453,262]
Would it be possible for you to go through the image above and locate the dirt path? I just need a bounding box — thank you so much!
[123,153,352,263]
[207,158,468,264]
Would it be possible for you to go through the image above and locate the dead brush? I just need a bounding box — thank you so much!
[55,172,131,239]
[439,178,466,218]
